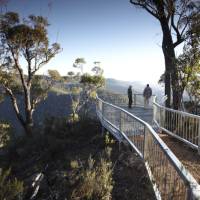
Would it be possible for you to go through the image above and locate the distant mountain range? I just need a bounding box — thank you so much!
[105,78,164,99]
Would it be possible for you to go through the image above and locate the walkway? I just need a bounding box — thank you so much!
[121,105,200,184]
[121,106,153,125]
[97,94,200,199]
[121,106,200,183]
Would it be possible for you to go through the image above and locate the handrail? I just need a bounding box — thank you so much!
[154,97,200,120]
[153,97,200,154]
[96,95,200,200]
[99,92,155,108]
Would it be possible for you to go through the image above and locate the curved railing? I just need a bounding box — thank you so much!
[153,97,200,155]
[96,95,200,200]
[98,92,155,108]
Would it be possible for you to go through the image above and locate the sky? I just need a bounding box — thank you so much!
[1,0,182,84]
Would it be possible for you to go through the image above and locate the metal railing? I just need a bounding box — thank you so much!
[96,96,200,200]
[99,92,155,108]
[153,97,200,155]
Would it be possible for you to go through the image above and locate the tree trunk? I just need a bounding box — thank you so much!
[24,86,34,136]
[160,18,180,109]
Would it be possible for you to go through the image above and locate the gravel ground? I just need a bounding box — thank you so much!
[160,133,200,184]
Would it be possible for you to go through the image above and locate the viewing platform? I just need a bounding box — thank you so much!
[97,93,200,200]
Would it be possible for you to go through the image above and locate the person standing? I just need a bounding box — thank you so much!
[127,85,133,108]
[143,84,152,107]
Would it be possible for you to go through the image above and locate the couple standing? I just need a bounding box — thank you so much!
[128,84,152,108]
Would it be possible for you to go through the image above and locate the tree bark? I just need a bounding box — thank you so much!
[159,18,180,109]
[24,86,34,136]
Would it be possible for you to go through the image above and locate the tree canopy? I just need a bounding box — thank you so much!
[0,12,60,135]
[130,0,200,109]
[48,69,62,81]
[73,57,86,75]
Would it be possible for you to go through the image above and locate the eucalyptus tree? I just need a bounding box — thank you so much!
[130,0,199,109]
[0,12,60,135]
[92,61,104,76]
[48,69,62,81]
[73,57,86,75]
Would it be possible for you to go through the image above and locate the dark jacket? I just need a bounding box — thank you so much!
[128,87,132,98]
[143,86,152,98]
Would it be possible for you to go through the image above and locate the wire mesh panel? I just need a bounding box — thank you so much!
[153,101,200,151]
[144,128,187,200]
[120,111,145,155]
[96,96,200,200]
[103,102,121,129]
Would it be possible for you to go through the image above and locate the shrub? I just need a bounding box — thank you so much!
[71,153,113,200]
[0,168,23,200]
[0,122,11,147]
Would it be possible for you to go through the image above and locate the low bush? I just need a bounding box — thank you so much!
[71,149,113,200]
[0,168,24,200]
[0,121,11,148]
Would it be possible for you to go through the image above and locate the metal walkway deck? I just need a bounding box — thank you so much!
[120,106,153,125]
[96,95,200,200]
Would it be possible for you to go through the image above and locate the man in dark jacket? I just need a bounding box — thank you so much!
[127,85,132,108]
[143,84,152,107]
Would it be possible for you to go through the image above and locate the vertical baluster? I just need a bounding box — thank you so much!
[196,118,198,145]
[160,107,162,127]
[185,115,188,141]
[166,110,169,130]
[192,117,194,145]
[119,110,122,132]
[142,125,145,157]
[134,94,136,106]
[178,112,180,137]
[182,114,184,140]
[102,102,104,121]
[198,119,200,155]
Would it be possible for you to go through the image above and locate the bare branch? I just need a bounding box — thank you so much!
[130,0,159,19]
[3,85,25,126]
[171,13,184,47]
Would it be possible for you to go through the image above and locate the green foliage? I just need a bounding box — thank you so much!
[0,168,23,200]
[67,71,75,77]
[0,12,60,135]
[175,16,200,106]
[130,0,199,108]
[67,113,79,123]
[80,73,105,88]
[0,94,4,103]
[71,153,113,200]
[31,75,51,103]
[70,160,79,169]
[0,121,10,147]
[104,133,114,145]
[0,71,22,94]
[92,62,103,76]
[73,58,86,74]
[74,58,86,65]
[48,69,62,81]
[66,71,76,82]
[67,73,104,121]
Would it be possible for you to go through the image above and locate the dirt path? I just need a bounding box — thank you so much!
[160,133,200,184]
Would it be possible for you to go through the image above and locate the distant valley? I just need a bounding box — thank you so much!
[105,78,164,99]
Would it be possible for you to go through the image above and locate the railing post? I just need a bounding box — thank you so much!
[143,126,146,158]
[198,119,200,155]
[101,102,105,126]
[119,110,122,131]
[160,107,162,127]
[153,103,156,123]
[134,94,136,106]
[118,110,123,151]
